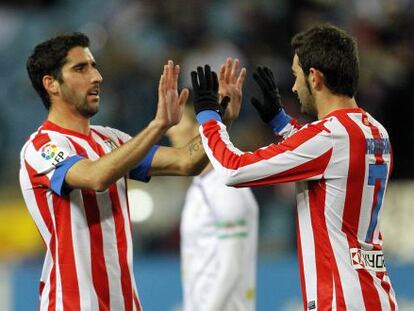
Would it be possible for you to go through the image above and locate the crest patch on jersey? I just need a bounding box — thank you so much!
[40,143,68,166]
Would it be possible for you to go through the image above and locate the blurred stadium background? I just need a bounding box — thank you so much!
[0,0,413,310]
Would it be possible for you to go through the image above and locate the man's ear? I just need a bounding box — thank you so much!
[308,67,324,91]
[42,75,59,95]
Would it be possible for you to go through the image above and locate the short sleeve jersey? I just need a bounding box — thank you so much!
[19,120,158,311]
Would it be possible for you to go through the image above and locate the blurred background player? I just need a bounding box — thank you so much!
[19,32,238,311]
[167,58,259,311]
[191,24,398,310]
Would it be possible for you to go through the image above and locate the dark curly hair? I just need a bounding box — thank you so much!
[26,32,90,110]
[291,24,359,98]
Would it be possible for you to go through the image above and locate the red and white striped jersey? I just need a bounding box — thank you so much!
[19,120,157,311]
[197,108,398,310]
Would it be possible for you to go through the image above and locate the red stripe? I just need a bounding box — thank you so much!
[367,179,381,242]
[337,113,382,310]
[236,149,332,187]
[290,118,302,130]
[296,216,308,310]
[25,162,54,234]
[363,114,394,306]
[364,113,387,244]
[124,177,133,237]
[378,272,396,310]
[25,162,56,310]
[69,138,111,310]
[362,114,384,164]
[32,133,51,151]
[90,132,135,310]
[47,240,57,311]
[203,120,328,170]
[70,133,137,309]
[53,194,81,309]
[133,292,142,311]
[309,179,333,308]
[91,128,110,141]
[82,190,111,310]
[308,180,346,310]
[109,184,134,311]
[69,133,135,309]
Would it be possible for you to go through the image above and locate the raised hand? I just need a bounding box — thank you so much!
[191,65,221,113]
[219,58,246,122]
[251,66,283,123]
[156,60,189,129]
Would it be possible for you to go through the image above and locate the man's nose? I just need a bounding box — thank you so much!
[92,69,103,83]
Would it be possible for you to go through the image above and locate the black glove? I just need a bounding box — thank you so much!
[251,66,283,123]
[191,65,230,117]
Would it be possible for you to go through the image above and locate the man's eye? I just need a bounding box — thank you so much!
[75,65,85,72]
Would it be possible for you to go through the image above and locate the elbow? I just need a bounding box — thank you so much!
[178,159,209,176]
[186,163,206,176]
[88,177,110,192]
[88,170,115,192]
[92,180,111,192]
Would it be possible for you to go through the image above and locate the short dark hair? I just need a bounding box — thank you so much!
[26,32,90,110]
[291,24,359,98]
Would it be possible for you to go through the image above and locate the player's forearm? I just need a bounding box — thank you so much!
[178,135,209,176]
[66,120,167,191]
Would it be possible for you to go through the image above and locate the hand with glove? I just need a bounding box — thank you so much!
[191,65,230,120]
[251,66,283,123]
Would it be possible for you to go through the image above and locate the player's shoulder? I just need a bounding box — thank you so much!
[22,127,65,153]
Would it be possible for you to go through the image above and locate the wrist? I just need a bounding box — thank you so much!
[268,109,291,133]
[149,119,170,133]
[196,110,222,125]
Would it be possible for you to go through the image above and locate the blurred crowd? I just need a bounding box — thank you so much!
[0,0,413,258]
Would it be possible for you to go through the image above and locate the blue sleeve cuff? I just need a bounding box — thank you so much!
[268,109,292,133]
[51,155,84,196]
[196,110,222,125]
[129,145,160,182]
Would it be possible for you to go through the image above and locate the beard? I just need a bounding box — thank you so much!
[60,84,99,118]
[299,79,317,118]
[76,99,99,118]
[300,96,317,117]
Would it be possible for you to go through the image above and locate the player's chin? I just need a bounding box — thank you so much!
[80,102,99,118]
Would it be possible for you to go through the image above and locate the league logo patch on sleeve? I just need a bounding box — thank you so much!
[40,143,68,166]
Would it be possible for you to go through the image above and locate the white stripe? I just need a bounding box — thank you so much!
[19,165,51,246]
[201,122,333,187]
[46,192,63,310]
[70,191,98,310]
[116,178,137,308]
[96,188,125,310]
[39,253,52,311]
[296,182,317,304]
[324,116,366,308]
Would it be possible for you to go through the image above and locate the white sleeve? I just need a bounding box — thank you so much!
[199,119,334,187]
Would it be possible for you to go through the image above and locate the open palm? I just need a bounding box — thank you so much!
[218,58,246,122]
[156,60,189,129]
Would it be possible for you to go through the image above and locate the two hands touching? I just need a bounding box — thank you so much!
[155,58,284,133]
[191,62,284,125]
